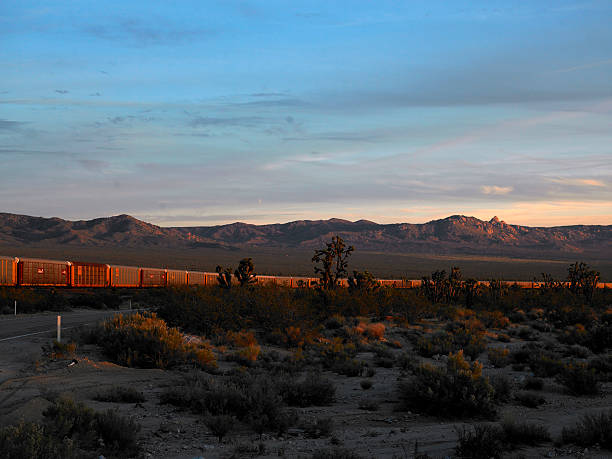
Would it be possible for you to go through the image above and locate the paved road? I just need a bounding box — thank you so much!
[0,309,145,342]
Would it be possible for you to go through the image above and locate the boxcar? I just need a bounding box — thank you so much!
[109,265,140,288]
[187,271,207,286]
[204,272,219,286]
[141,268,167,287]
[71,262,109,287]
[0,256,17,286]
[276,276,292,287]
[256,275,277,286]
[18,258,71,286]
[167,269,188,286]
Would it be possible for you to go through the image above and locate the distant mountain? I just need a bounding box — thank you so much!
[0,212,610,259]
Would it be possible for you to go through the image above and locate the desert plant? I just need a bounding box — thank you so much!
[514,391,545,408]
[216,265,233,289]
[348,270,379,292]
[398,351,496,418]
[561,410,612,450]
[205,414,235,443]
[95,408,141,453]
[490,375,512,403]
[523,376,544,391]
[500,418,550,446]
[360,379,373,390]
[358,399,379,411]
[556,362,600,395]
[487,347,510,368]
[302,417,334,438]
[0,421,75,459]
[454,424,504,459]
[280,372,336,407]
[312,235,354,290]
[234,258,257,286]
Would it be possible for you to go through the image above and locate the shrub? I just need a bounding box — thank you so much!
[332,359,364,377]
[490,375,512,403]
[280,372,336,407]
[523,376,544,391]
[95,312,216,370]
[48,340,77,359]
[95,408,141,453]
[515,391,545,408]
[302,417,334,438]
[561,410,612,450]
[398,351,496,419]
[528,353,564,378]
[360,380,373,390]
[94,386,146,403]
[365,322,385,340]
[487,347,510,368]
[455,424,504,459]
[0,421,75,459]
[556,362,600,395]
[501,418,550,445]
[416,331,454,357]
[205,414,234,443]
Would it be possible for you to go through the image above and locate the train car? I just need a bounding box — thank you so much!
[71,262,109,287]
[18,258,71,286]
[187,271,207,286]
[256,275,277,286]
[167,269,188,286]
[291,276,312,288]
[204,272,219,286]
[275,276,292,287]
[0,256,18,286]
[337,278,349,288]
[141,268,167,287]
[378,279,404,288]
[109,265,141,288]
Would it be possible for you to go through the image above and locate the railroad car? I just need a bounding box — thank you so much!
[0,256,17,286]
[141,267,167,287]
[18,258,71,286]
[275,276,292,287]
[187,271,207,286]
[109,265,141,288]
[71,262,110,287]
[256,275,277,286]
[167,269,188,286]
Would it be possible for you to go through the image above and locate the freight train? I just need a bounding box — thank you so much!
[0,255,610,289]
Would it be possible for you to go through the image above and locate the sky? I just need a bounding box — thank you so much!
[1,0,611,227]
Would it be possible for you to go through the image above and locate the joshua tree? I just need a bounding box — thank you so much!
[312,235,354,290]
[234,257,257,286]
[567,262,600,302]
[216,265,233,289]
[348,270,379,292]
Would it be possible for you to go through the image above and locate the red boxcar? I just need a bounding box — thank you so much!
[18,258,71,286]
[166,269,188,286]
[0,256,18,286]
[109,265,141,287]
[141,268,167,287]
[71,262,109,287]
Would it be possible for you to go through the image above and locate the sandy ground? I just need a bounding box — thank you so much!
[0,316,610,459]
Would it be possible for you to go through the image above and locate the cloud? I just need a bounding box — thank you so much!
[547,177,607,187]
[82,18,214,47]
[480,185,514,195]
[0,119,25,131]
[189,116,264,128]
[54,89,69,94]
[551,58,612,74]
[77,159,110,172]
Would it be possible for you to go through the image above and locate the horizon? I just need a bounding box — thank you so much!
[1,1,611,227]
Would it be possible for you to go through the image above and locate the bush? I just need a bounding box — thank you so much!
[561,410,612,450]
[280,372,336,407]
[523,376,544,391]
[556,362,600,395]
[455,424,504,459]
[398,351,496,419]
[500,418,550,445]
[358,399,379,411]
[205,414,234,443]
[487,347,510,368]
[94,312,216,370]
[94,386,146,403]
[515,391,545,408]
[0,421,75,459]
[302,417,334,438]
[95,408,141,453]
[365,322,385,340]
[360,379,373,390]
[490,375,512,403]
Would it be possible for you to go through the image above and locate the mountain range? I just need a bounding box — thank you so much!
[1,212,610,259]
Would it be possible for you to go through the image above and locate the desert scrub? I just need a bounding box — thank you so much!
[0,421,75,459]
[302,417,334,438]
[514,391,545,408]
[500,418,550,446]
[95,312,216,369]
[398,350,496,419]
[455,424,504,459]
[561,410,612,450]
[523,376,544,391]
[279,372,336,407]
[487,347,510,368]
[556,362,600,395]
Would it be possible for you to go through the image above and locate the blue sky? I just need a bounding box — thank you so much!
[1,0,611,226]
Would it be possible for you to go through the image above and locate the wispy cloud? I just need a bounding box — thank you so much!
[547,177,607,187]
[551,58,612,74]
[481,185,514,195]
[0,119,25,131]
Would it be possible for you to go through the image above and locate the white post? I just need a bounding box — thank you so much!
[14,300,16,316]
[57,315,61,343]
